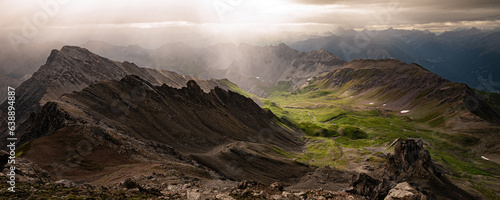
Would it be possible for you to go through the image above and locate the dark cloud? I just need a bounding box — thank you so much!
[287,0,500,29]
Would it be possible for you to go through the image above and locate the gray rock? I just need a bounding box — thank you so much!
[54,179,77,188]
[384,182,428,200]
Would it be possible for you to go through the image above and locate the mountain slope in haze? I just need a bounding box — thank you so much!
[0,40,64,102]
[82,41,346,97]
[0,73,30,102]
[0,40,65,78]
[289,28,500,93]
[0,46,231,147]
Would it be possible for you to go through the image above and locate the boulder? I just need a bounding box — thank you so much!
[384,182,428,200]
[54,179,77,188]
[269,182,284,191]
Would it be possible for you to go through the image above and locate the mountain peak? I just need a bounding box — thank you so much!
[44,46,102,66]
[277,42,289,48]
[46,49,60,63]
[59,45,93,55]
[60,45,87,52]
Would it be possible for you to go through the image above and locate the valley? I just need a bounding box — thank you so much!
[248,59,500,198]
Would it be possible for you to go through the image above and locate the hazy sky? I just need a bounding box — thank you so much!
[1,0,500,47]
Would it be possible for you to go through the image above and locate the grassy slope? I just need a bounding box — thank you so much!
[271,89,500,198]
[223,79,500,199]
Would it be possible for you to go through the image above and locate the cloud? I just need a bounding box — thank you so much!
[283,0,500,29]
[0,0,499,48]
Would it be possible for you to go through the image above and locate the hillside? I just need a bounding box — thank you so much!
[307,59,500,128]
[262,59,500,199]
[0,73,30,102]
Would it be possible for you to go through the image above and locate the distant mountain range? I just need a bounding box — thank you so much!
[80,41,345,97]
[289,27,500,93]
[1,27,498,102]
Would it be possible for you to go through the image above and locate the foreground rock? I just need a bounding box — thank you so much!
[384,182,427,200]
[0,172,366,200]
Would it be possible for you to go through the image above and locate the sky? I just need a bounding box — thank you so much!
[1,0,500,47]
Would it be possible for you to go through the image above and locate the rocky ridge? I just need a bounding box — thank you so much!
[0,46,231,147]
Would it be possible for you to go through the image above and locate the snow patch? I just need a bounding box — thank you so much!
[482,156,490,161]
[401,110,410,114]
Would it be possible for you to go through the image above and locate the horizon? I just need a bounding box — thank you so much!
[3,26,499,50]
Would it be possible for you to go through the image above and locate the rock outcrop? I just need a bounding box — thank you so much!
[384,182,428,200]
[349,139,477,200]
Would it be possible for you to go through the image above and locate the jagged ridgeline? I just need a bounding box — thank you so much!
[0,46,232,145]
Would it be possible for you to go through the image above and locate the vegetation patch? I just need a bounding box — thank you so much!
[15,141,32,157]
[297,122,339,137]
[340,126,368,140]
